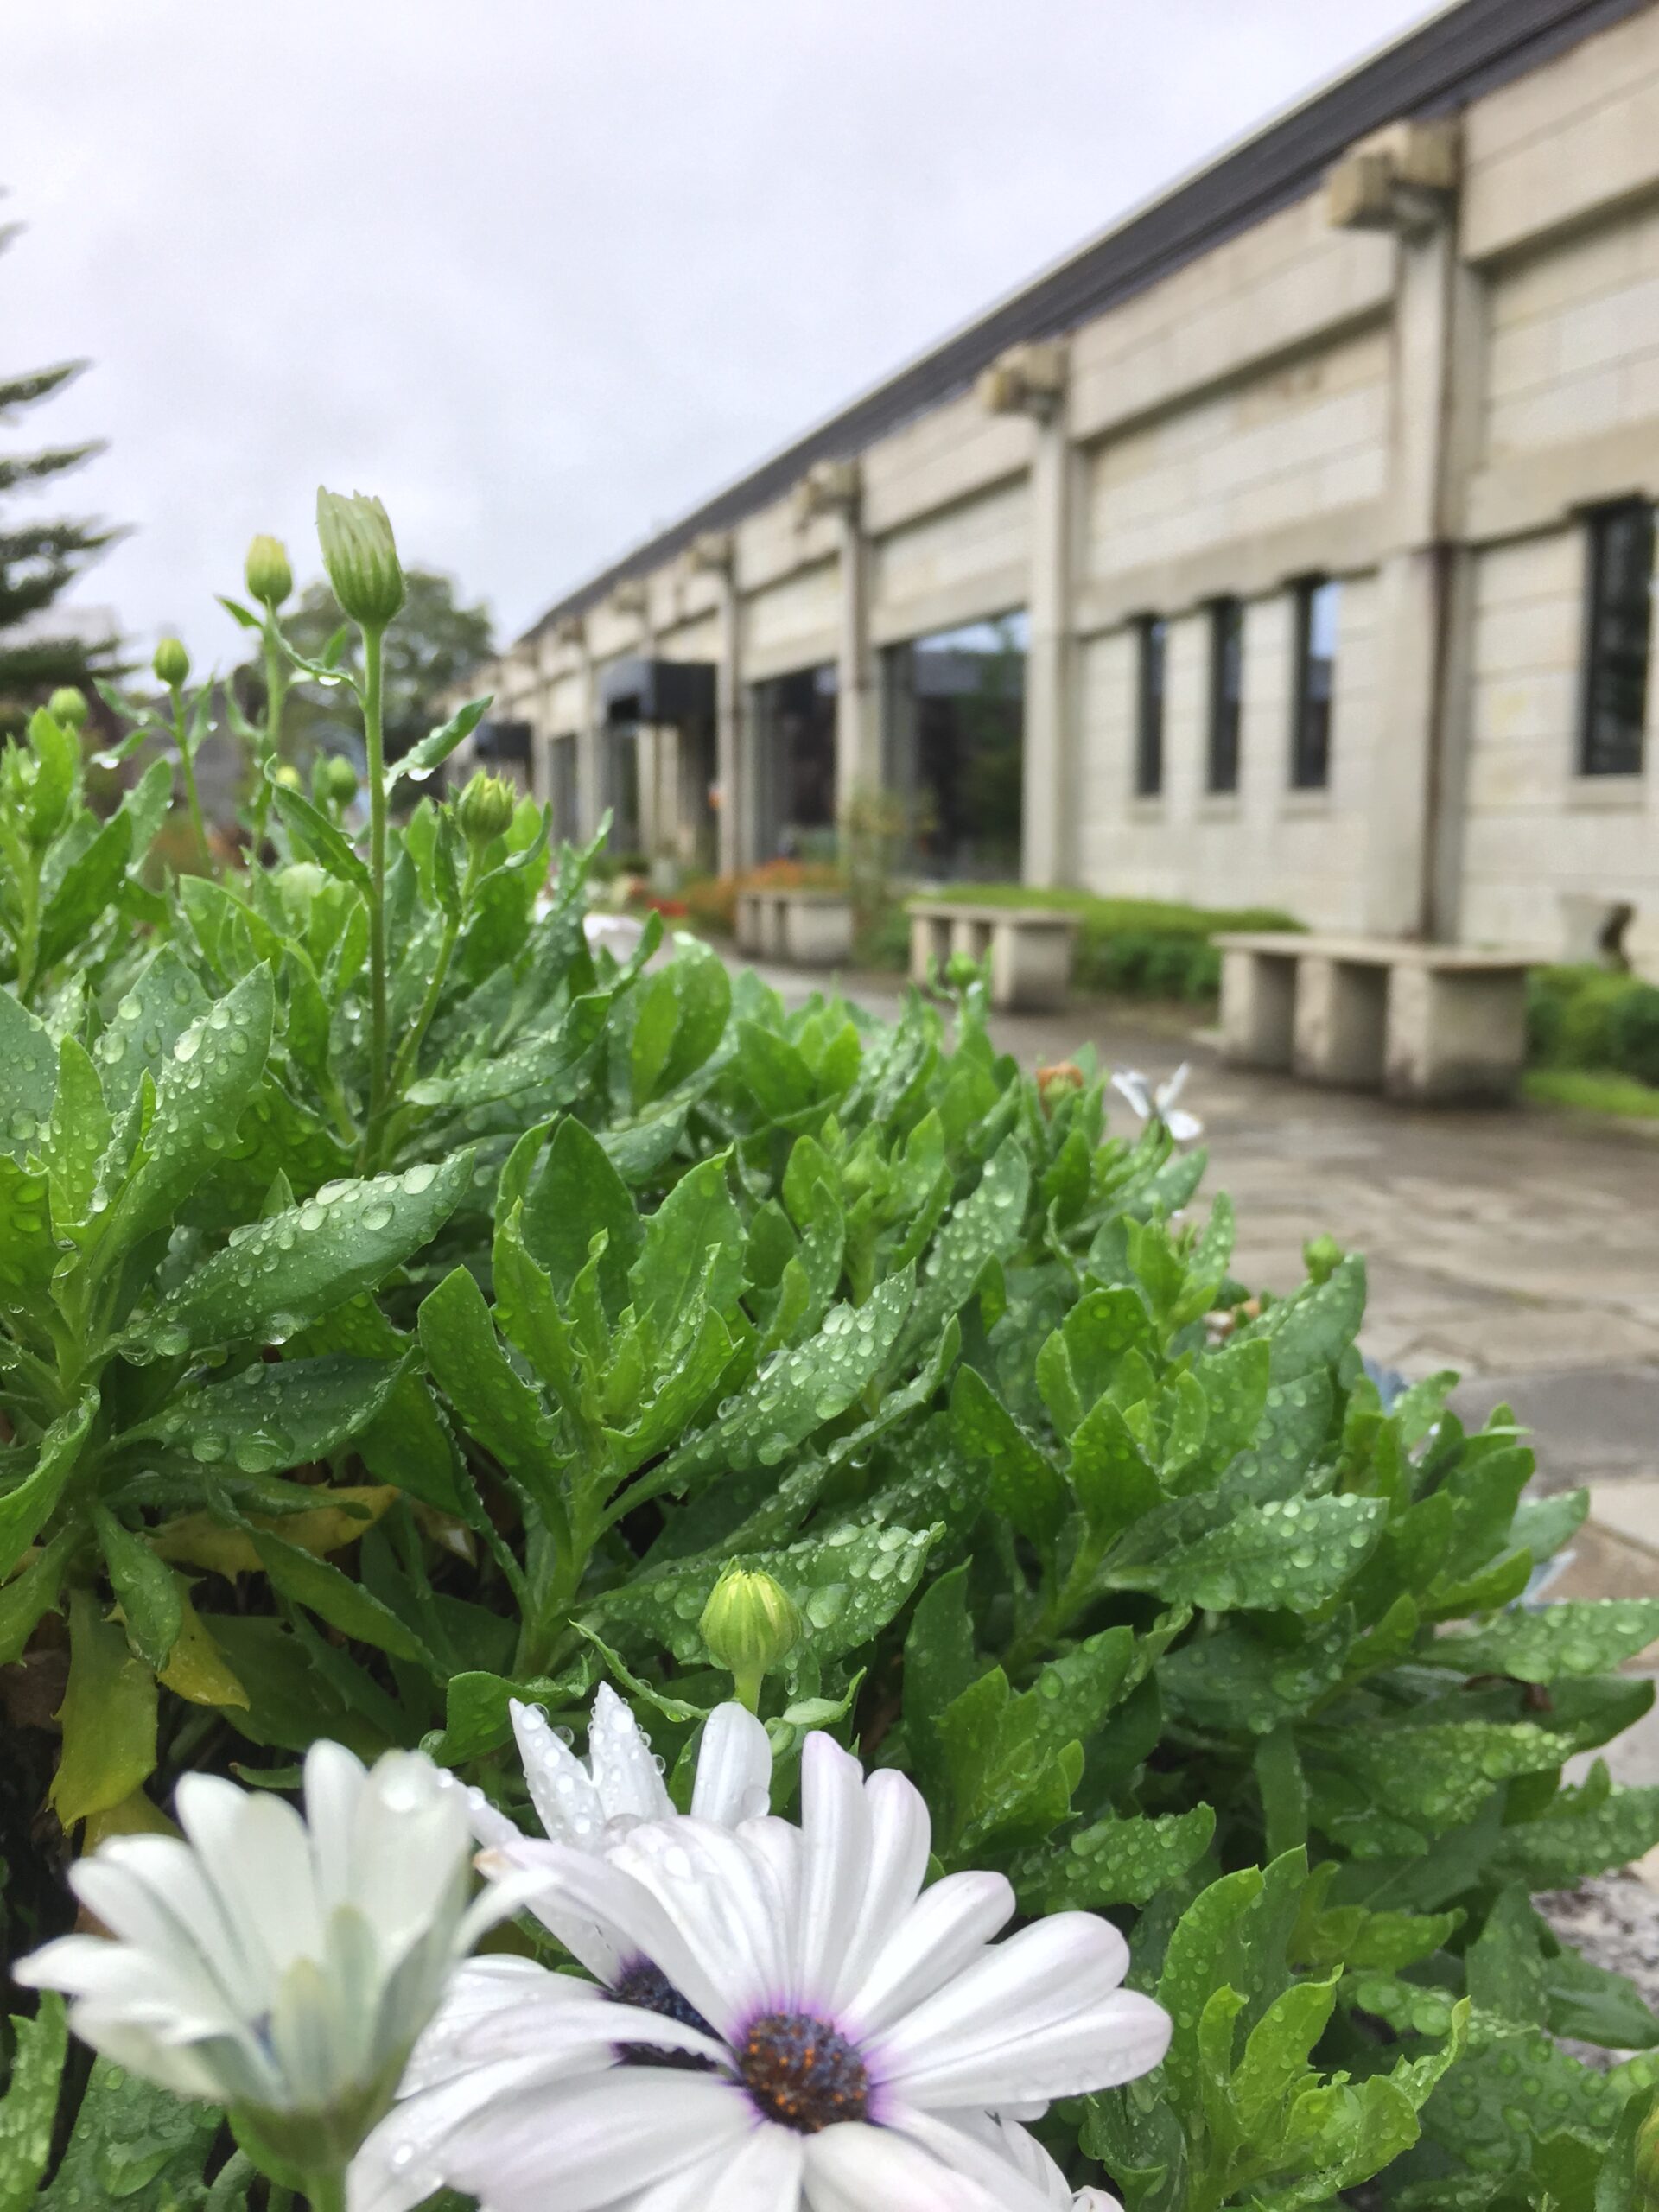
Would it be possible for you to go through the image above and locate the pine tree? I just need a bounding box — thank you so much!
[0,213,120,728]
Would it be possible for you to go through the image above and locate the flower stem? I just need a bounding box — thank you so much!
[300,2170,346,2212]
[384,846,481,1123]
[362,623,389,1142]
[255,621,288,849]
[173,686,213,876]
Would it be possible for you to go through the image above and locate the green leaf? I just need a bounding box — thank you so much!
[950,1364,1066,1545]
[418,1266,568,1532]
[269,778,372,889]
[97,966,276,1264]
[630,936,731,1104]
[1491,1775,1659,1885]
[131,1352,416,1476]
[524,1116,643,1310]
[1249,1255,1367,1379]
[1041,1805,1216,1910]
[0,988,57,1157]
[652,1267,914,1497]
[253,1529,432,1664]
[149,1151,473,1350]
[391,695,492,785]
[903,1563,982,1800]
[0,1991,67,2212]
[1136,1493,1386,1611]
[26,708,78,841]
[0,1155,55,1303]
[91,944,210,1109]
[1231,1974,1339,2138]
[41,1034,110,1232]
[36,810,133,971]
[0,1391,97,1581]
[425,1661,594,1764]
[631,1152,745,1331]
[38,2052,221,2212]
[94,1507,182,1671]
[0,1525,77,1665]
[1070,1395,1160,1547]
[1427,1599,1659,1682]
[899,1136,1030,1358]
[50,1587,158,1827]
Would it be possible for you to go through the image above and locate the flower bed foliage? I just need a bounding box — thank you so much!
[2,498,1659,2209]
[1529,963,1659,1094]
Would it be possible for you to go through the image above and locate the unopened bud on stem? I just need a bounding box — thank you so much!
[322,755,359,807]
[315,488,405,631]
[700,1566,804,1713]
[48,686,88,731]
[153,637,190,690]
[245,533,294,611]
[458,770,515,849]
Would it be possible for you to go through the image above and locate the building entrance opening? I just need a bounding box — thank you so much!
[882,613,1026,880]
[599,656,718,869]
[750,664,838,861]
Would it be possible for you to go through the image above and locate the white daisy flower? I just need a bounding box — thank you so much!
[353,1731,1169,2212]
[1111,1063,1202,1144]
[16,1744,523,2178]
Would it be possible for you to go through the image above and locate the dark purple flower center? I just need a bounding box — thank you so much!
[609,1957,720,2072]
[736,2010,870,2133]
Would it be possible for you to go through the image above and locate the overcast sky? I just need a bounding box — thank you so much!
[5,0,1433,664]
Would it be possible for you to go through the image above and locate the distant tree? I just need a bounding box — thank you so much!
[283,568,494,762]
[0,212,120,728]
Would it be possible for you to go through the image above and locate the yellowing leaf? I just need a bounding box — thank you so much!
[149,1485,398,1575]
[51,1590,157,1829]
[158,1581,250,1709]
[82,1786,179,1851]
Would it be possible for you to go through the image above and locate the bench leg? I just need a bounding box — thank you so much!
[1219,950,1296,1069]
[1386,969,1526,1103]
[911,917,950,985]
[735,895,757,956]
[1293,957,1388,1088]
[760,898,788,961]
[990,925,1071,1011]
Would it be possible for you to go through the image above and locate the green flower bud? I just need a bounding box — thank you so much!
[315,487,405,631]
[276,861,327,925]
[245,533,294,611]
[152,636,191,690]
[700,1565,804,1712]
[274,763,303,790]
[458,770,515,849]
[322,755,359,806]
[47,686,88,731]
[1303,1233,1344,1287]
[944,950,982,989]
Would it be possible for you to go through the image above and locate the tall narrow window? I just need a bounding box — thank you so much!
[1290,578,1339,790]
[1581,502,1655,777]
[1207,597,1243,793]
[1135,616,1166,798]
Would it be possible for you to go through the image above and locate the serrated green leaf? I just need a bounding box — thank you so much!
[94,1507,182,1671]
[1428,1599,1659,1683]
[1041,1805,1216,1910]
[130,1353,415,1476]
[950,1363,1066,1545]
[0,1990,67,2212]
[1135,1493,1385,1611]
[50,1587,157,1827]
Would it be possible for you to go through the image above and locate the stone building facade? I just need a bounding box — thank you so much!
[468,0,1659,970]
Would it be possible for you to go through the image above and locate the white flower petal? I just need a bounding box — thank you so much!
[629,2126,803,2212]
[510,1699,607,1847]
[884,2107,1084,2212]
[302,1738,368,1910]
[845,1871,1014,2038]
[830,1767,931,2013]
[1109,1071,1151,1122]
[1166,1109,1203,1143]
[870,1918,1168,2108]
[796,1735,874,2005]
[588,1683,676,1827]
[423,2068,755,2212]
[604,1819,793,2035]
[690,1704,773,1827]
[1154,1064,1191,1115]
[175,1773,324,1976]
[482,1838,685,1994]
[803,2121,1008,2211]
[351,2054,569,2212]
[400,1958,565,2093]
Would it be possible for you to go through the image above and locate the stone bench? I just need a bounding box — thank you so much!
[1214,931,1530,1103]
[734,887,855,967]
[909,900,1077,1012]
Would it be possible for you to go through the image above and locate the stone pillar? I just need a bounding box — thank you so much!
[693,532,743,875]
[1328,119,1471,940]
[1023,401,1074,887]
[835,506,878,815]
[560,620,600,842]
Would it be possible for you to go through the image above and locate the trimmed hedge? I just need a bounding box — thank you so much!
[1528,963,1659,1087]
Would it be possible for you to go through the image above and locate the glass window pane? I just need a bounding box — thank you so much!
[1291,579,1338,790]
[1136,617,1166,798]
[1581,504,1654,777]
[1208,599,1243,793]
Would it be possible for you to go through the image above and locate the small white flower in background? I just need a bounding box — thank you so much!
[353,1726,1170,2212]
[16,1743,522,2174]
[582,910,645,963]
[462,1684,772,1981]
[1111,1062,1202,1144]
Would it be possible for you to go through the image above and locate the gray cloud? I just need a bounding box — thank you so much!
[5,0,1427,664]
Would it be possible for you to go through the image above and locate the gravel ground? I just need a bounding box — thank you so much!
[1538,1872,1659,2066]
